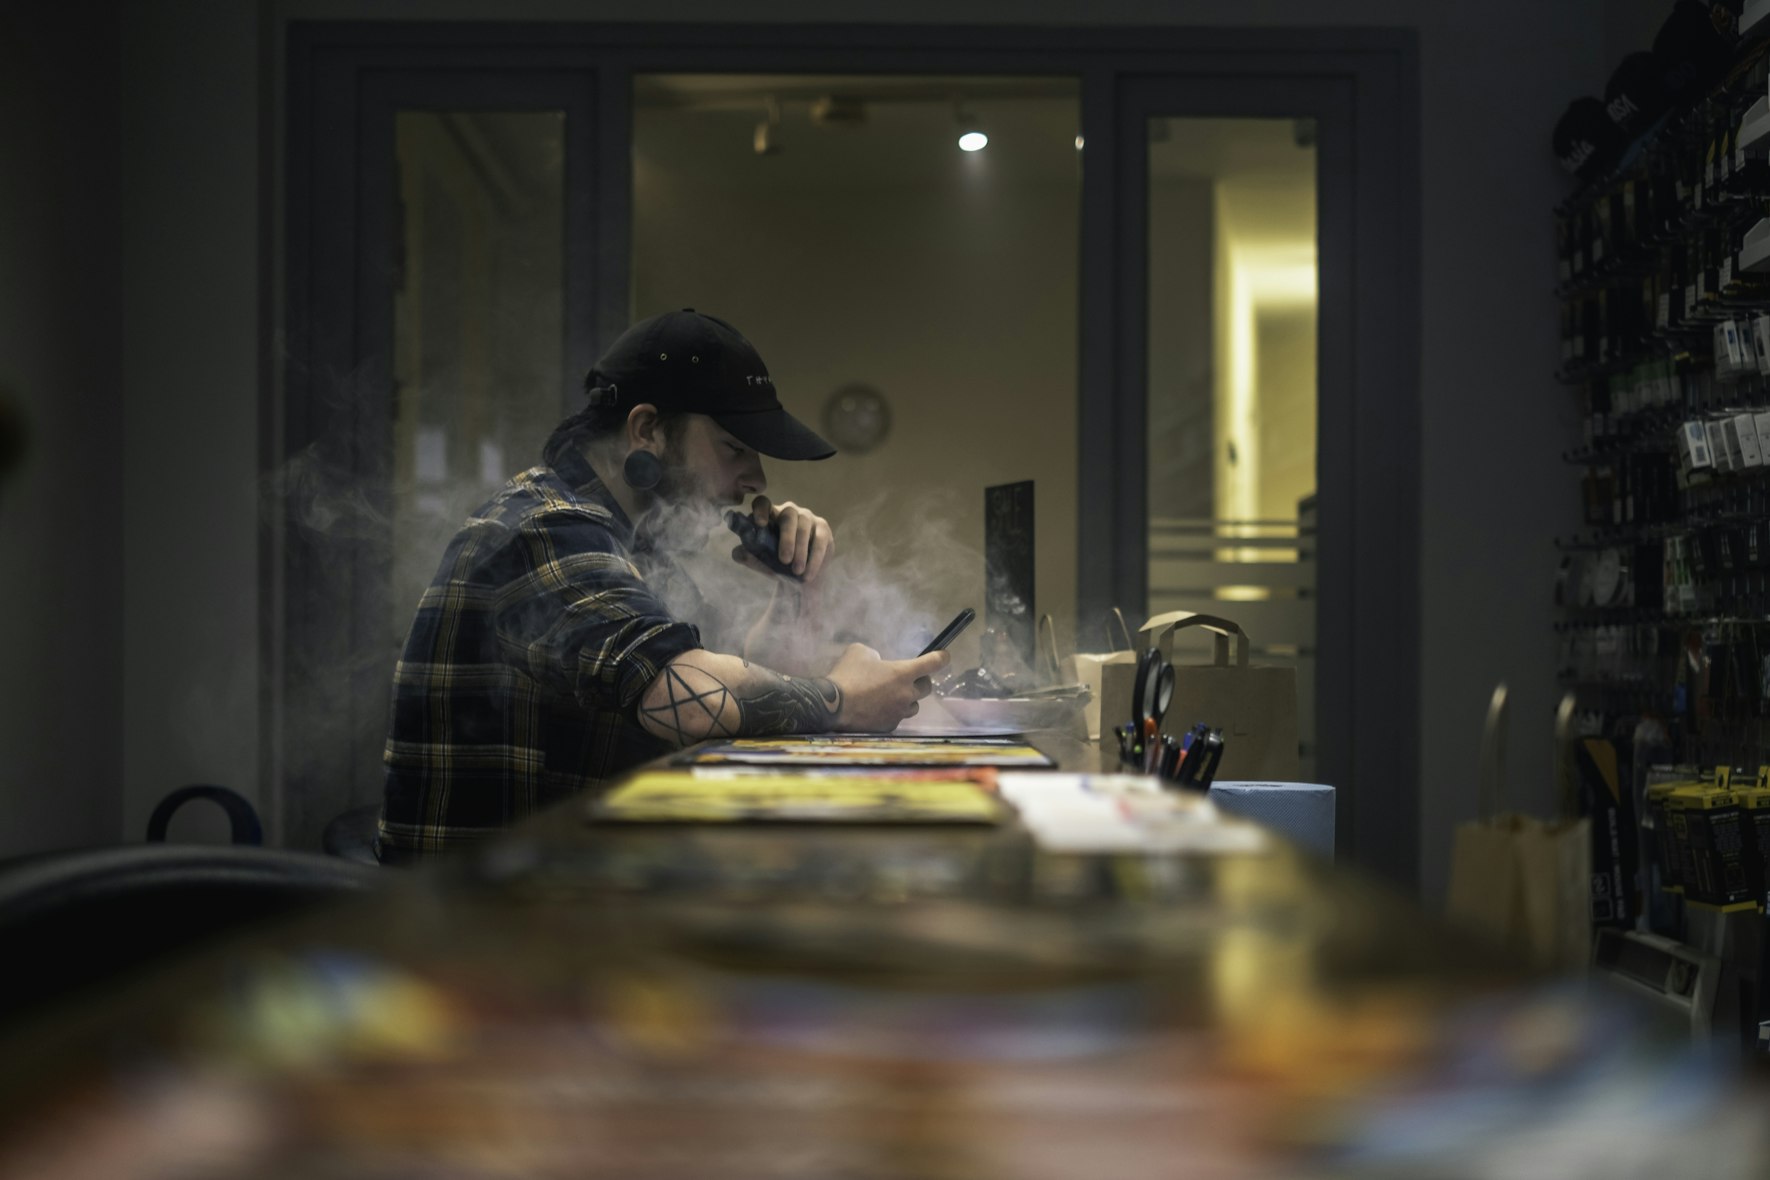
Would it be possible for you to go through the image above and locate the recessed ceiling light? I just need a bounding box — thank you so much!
[953,96,987,152]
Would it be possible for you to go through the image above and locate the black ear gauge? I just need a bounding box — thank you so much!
[623,449,664,491]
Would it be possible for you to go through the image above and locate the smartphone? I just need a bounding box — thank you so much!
[917,608,976,657]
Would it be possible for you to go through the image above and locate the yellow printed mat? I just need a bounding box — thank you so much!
[680,735,1053,768]
[591,771,1008,824]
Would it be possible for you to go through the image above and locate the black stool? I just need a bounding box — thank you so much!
[146,783,263,845]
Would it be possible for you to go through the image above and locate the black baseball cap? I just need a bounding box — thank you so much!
[588,308,836,460]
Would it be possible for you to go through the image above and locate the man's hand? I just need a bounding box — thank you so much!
[730,496,835,582]
[825,644,950,732]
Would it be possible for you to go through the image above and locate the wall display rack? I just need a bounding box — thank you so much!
[1554,11,1770,1056]
[1556,40,1770,772]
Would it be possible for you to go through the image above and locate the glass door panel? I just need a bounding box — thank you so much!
[390,110,567,643]
[1146,116,1318,777]
[628,75,1081,674]
[283,68,593,850]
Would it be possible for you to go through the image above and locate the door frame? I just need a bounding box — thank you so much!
[281,21,1420,884]
[1109,69,1420,886]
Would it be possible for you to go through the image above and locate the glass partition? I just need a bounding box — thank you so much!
[1146,116,1317,776]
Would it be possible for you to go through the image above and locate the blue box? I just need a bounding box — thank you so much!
[1207,781,1335,859]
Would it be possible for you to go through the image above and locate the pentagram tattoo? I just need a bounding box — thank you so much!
[639,665,740,745]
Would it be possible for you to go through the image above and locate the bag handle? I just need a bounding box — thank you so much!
[1037,613,1061,681]
[1479,683,1509,820]
[1553,691,1578,820]
[1108,607,1134,652]
[1152,612,1250,669]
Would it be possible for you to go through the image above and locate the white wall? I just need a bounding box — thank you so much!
[6,0,1647,889]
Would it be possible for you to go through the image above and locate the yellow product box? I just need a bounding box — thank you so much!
[1644,780,1690,894]
[1739,783,1770,912]
[1660,783,1709,896]
[1671,782,1755,910]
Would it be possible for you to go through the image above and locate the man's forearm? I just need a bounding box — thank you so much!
[637,649,841,747]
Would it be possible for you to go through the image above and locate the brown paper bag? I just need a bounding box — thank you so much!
[1445,686,1592,971]
[1063,609,1137,742]
[1126,610,1299,782]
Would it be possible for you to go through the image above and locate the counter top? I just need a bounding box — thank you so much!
[0,731,1762,1178]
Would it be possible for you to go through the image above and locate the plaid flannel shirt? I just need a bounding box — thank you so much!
[377,453,701,861]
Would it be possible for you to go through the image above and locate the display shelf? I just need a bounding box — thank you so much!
[1745,0,1770,41]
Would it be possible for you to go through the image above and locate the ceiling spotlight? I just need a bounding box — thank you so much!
[753,95,782,156]
[953,97,987,152]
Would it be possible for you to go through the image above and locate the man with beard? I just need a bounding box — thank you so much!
[377,309,947,863]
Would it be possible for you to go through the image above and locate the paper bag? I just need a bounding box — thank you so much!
[1448,812,1591,969]
[1445,686,1592,970]
[1063,609,1138,742]
[1134,610,1299,782]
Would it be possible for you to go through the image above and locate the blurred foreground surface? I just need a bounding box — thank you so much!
[0,784,1764,1179]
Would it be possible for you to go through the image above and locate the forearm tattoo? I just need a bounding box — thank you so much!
[640,661,841,745]
[740,674,841,735]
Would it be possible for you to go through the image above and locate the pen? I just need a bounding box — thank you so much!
[1159,735,1181,780]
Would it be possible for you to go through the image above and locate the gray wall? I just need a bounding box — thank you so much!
[0,5,125,856]
[1,0,1678,893]
[120,2,264,844]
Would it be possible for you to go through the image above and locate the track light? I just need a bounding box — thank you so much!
[753,95,782,156]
